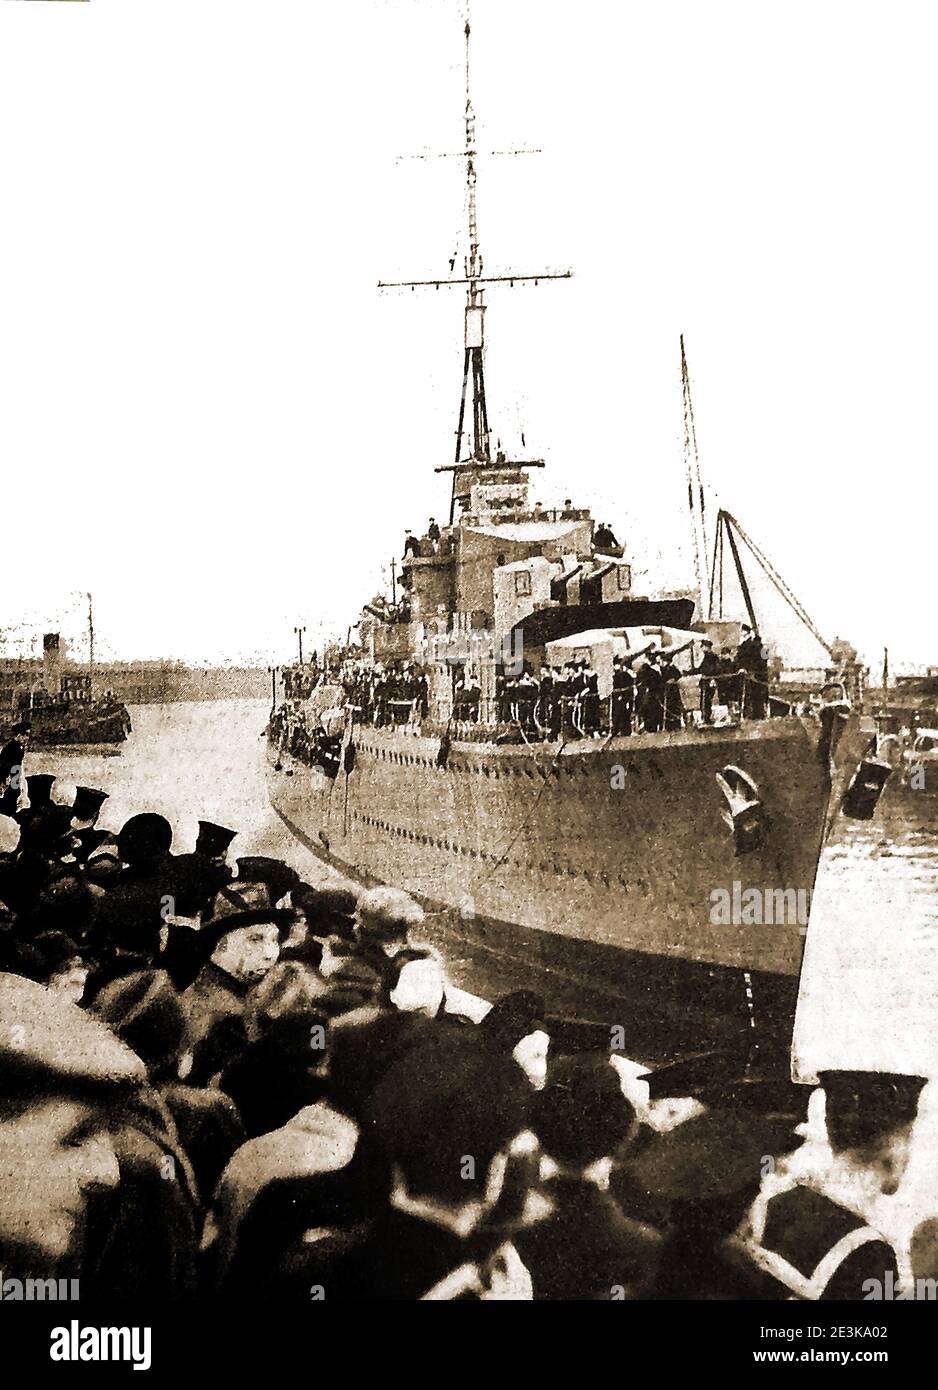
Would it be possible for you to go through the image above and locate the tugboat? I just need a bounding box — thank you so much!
[267,20,869,1067]
[0,626,131,754]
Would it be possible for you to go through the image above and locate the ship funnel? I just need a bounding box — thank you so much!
[42,632,63,693]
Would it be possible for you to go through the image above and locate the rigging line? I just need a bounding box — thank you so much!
[681,337,705,613]
[723,516,758,632]
[470,736,569,893]
[512,706,558,778]
[718,519,724,618]
[708,509,722,621]
[532,699,551,740]
[725,512,831,655]
[686,351,709,578]
[600,698,620,751]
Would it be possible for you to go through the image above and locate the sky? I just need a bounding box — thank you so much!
[0,0,935,670]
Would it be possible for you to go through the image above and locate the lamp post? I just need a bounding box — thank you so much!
[294,626,306,665]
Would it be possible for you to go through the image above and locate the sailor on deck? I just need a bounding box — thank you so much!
[636,652,665,734]
[495,669,510,724]
[611,655,635,737]
[464,672,481,721]
[559,663,581,737]
[661,655,685,731]
[514,666,539,733]
[736,626,768,720]
[538,666,555,738]
[580,660,601,736]
[695,640,721,724]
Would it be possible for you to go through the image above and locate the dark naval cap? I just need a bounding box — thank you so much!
[195,820,237,858]
[26,773,56,804]
[0,971,145,1092]
[72,786,109,821]
[17,804,75,848]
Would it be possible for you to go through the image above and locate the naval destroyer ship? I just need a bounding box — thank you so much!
[267,22,869,1066]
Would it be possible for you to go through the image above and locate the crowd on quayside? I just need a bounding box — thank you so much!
[1,733,936,1299]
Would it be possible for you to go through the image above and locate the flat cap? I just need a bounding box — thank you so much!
[624,1109,798,1202]
[0,971,145,1089]
[235,857,301,903]
[117,812,173,864]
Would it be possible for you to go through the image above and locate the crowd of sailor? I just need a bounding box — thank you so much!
[2,726,937,1298]
[350,665,430,728]
[472,627,773,737]
[401,510,618,563]
[376,511,620,626]
[271,627,779,772]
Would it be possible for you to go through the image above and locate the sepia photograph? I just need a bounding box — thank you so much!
[0,0,935,1361]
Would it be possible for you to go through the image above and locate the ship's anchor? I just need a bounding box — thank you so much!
[716,765,767,856]
[841,750,892,821]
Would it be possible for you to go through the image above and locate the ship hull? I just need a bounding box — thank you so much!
[1,709,131,749]
[267,716,847,1064]
[27,742,125,758]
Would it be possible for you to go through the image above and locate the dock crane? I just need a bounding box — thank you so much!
[708,507,836,662]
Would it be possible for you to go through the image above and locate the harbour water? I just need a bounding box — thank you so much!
[13,697,938,1078]
[9,699,351,882]
[795,776,938,1082]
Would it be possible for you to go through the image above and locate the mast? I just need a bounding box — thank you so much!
[681,337,709,617]
[378,15,572,523]
[86,592,95,689]
[462,19,489,469]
